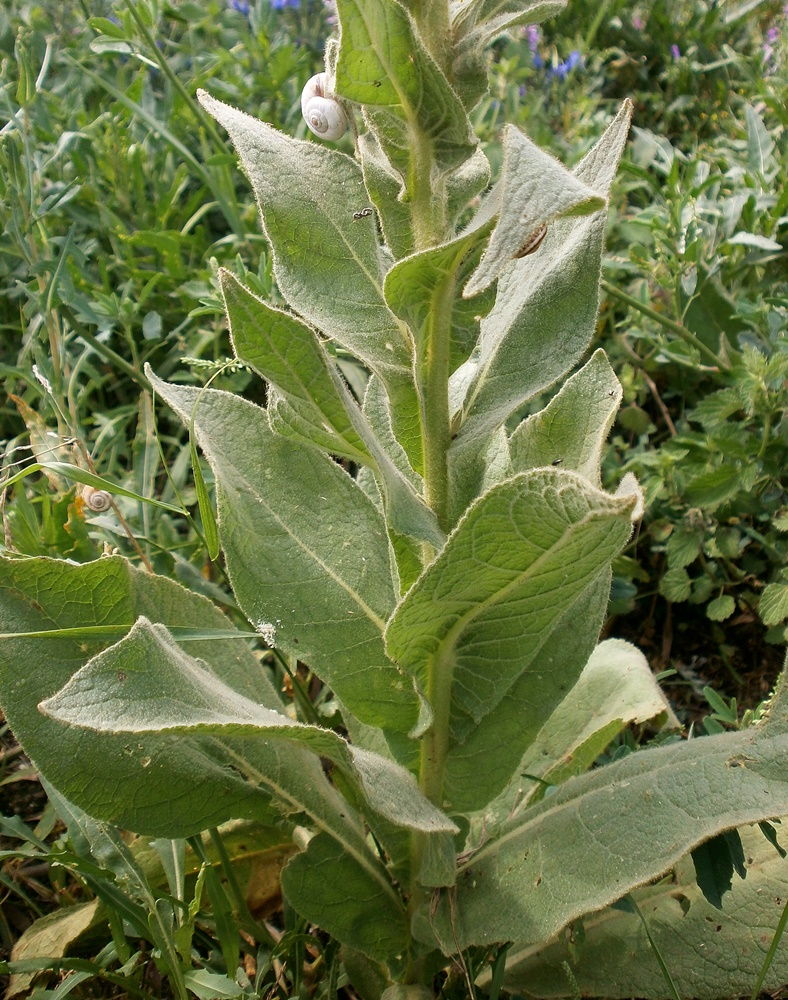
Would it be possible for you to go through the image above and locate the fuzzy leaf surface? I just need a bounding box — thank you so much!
[42,617,455,836]
[424,676,788,950]
[498,824,788,999]
[509,349,622,486]
[149,373,420,734]
[222,270,369,462]
[384,223,496,376]
[222,272,443,548]
[448,102,632,518]
[464,125,604,297]
[484,639,680,826]
[198,92,422,467]
[0,554,291,836]
[450,1,566,107]
[386,469,638,810]
[443,571,611,812]
[282,833,409,960]
[335,0,476,179]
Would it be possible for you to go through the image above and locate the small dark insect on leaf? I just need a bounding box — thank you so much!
[353,207,374,220]
[513,223,547,259]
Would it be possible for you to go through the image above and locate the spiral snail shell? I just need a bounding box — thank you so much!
[301,72,349,142]
[83,487,112,512]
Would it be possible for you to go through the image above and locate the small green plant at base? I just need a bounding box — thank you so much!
[2,2,788,999]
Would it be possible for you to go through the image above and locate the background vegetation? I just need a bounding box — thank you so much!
[0,0,786,996]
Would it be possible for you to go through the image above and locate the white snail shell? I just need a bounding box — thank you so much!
[301,72,349,141]
[83,487,112,512]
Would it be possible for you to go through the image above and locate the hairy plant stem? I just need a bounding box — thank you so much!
[418,275,455,532]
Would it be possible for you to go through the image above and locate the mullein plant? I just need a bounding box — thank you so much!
[2,0,788,996]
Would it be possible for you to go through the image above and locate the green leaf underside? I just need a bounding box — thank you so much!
[509,349,622,486]
[0,553,294,836]
[42,617,455,836]
[425,711,788,951]
[443,571,612,812]
[148,372,420,733]
[447,101,633,517]
[335,0,476,178]
[386,469,637,808]
[515,639,677,794]
[498,825,788,1000]
[282,833,409,960]
[197,91,423,469]
[222,272,443,549]
[464,125,605,297]
[222,269,370,463]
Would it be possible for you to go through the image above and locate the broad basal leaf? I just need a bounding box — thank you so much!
[149,373,420,734]
[509,349,622,487]
[42,617,456,837]
[198,91,422,469]
[0,554,284,836]
[335,0,476,182]
[498,824,788,1000]
[447,101,632,518]
[385,469,640,812]
[282,832,409,960]
[37,614,414,962]
[423,670,788,951]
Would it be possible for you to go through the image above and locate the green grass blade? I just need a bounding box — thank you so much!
[1,462,185,514]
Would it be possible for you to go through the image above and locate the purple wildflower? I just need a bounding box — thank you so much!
[632,15,644,30]
[270,0,300,8]
[229,0,250,12]
[525,25,540,52]
[551,49,583,79]
[671,43,681,59]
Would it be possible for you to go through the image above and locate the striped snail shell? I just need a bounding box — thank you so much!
[83,487,112,512]
[301,72,349,141]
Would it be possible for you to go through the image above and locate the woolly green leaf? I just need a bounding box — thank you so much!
[42,617,455,836]
[149,373,420,734]
[509,349,622,486]
[450,1,566,108]
[222,270,371,463]
[335,0,476,181]
[0,554,291,836]
[464,125,605,297]
[447,101,632,519]
[221,272,443,548]
[497,825,788,1000]
[386,469,640,811]
[282,833,409,960]
[197,91,422,470]
[384,222,496,377]
[486,639,679,823]
[424,688,788,951]
[358,132,415,259]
